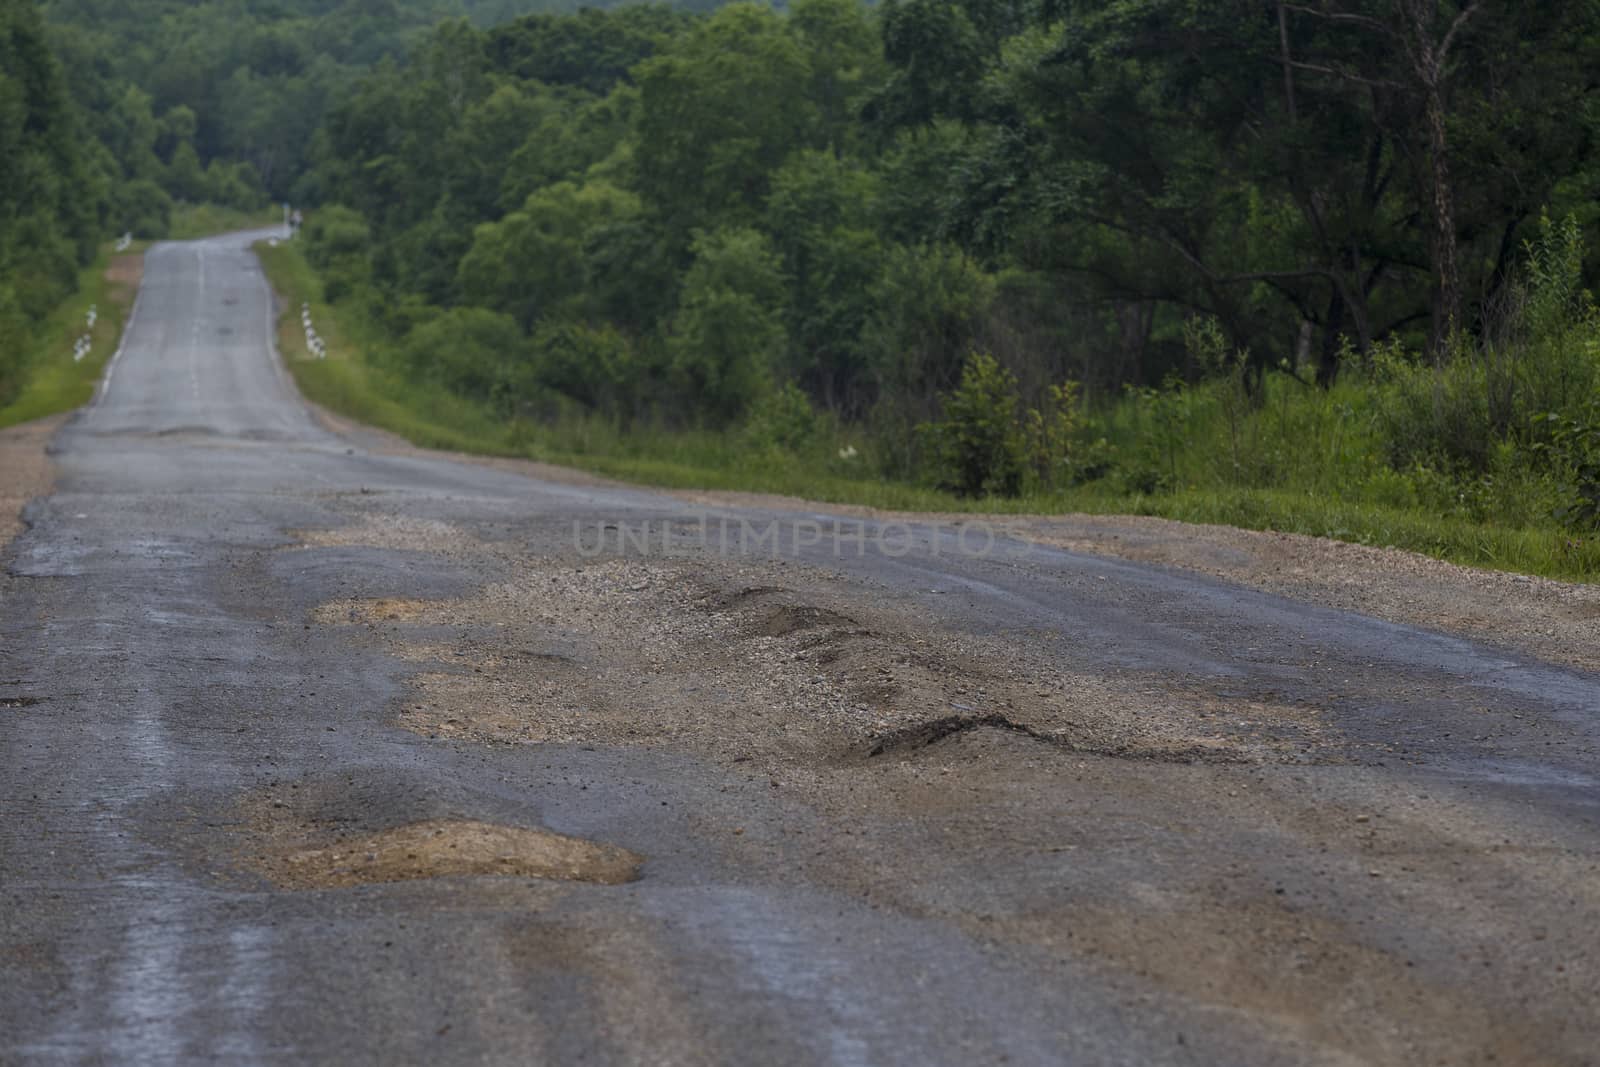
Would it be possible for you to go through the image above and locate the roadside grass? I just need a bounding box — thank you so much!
[254,239,1600,582]
[0,244,142,431]
[168,203,283,240]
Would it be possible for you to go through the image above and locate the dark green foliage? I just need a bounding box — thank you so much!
[0,0,100,402]
[666,226,790,425]
[303,205,372,302]
[485,5,686,92]
[743,380,821,454]
[529,319,642,420]
[400,306,525,404]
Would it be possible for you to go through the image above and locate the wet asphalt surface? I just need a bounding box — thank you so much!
[1,231,1598,1064]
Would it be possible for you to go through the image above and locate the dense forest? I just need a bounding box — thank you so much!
[10,0,1600,567]
[37,0,669,225]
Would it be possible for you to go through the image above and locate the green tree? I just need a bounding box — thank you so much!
[920,351,1026,497]
[667,226,790,425]
[763,149,884,411]
[400,306,524,405]
[634,3,817,238]
[456,179,642,330]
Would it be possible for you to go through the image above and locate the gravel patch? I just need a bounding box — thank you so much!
[0,416,63,553]
[301,517,1337,774]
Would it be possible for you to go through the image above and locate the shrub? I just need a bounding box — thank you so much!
[1535,404,1600,530]
[303,205,371,303]
[743,380,821,455]
[1024,380,1081,489]
[112,179,172,239]
[530,320,641,420]
[399,307,524,406]
[920,351,1025,497]
[666,227,789,426]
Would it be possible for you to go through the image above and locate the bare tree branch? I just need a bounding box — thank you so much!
[1284,59,1405,90]
[1281,3,1392,35]
[1438,0,1483,61]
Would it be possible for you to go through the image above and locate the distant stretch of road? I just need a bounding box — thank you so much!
[1,230,1596,1065]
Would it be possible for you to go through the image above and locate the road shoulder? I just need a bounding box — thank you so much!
[0,415,63,552]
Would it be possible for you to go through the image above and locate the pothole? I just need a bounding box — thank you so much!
[0,696,41,708]
[863,713,1248,764]
[749,604,857,638]
[313,597,433,624]
[247,817,642,890]
[289,516,483,555]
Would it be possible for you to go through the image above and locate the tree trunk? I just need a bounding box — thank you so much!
[1422,80,1461,359]
[1318,284,1347,387]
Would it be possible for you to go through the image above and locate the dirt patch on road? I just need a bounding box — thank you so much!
[237,784,642,890]
[292,413,1600,675]
[294,514,489,557]
[997,893,1554,1066]
[260,818,641,890]
[306,521,1333,768]
[1014,514,1600,672]
[0,416,63,553]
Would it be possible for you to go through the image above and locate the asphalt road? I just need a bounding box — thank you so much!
[2,231,1597,1065]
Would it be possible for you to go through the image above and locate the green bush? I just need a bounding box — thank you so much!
[399,307,524,406]
[666,226,790,426]
[742,380,821,455]
[529,320,642,421]
[920,351,1026,497]
[303,205,372,303]
[1368,215,1600,478]
[111,179,173,239]
[1535,404,1600,530]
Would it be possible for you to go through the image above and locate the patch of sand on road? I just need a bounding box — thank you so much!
[292,514,489,556]
[306,522,1334,768]
[239,795,641,890]
[1015,514,1600,672]
[0,416,63,552]
[997,894,1553,1066]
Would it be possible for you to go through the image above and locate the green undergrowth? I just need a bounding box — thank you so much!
[168,203,284,240]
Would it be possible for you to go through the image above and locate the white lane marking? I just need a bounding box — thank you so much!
[191,247,206,402]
